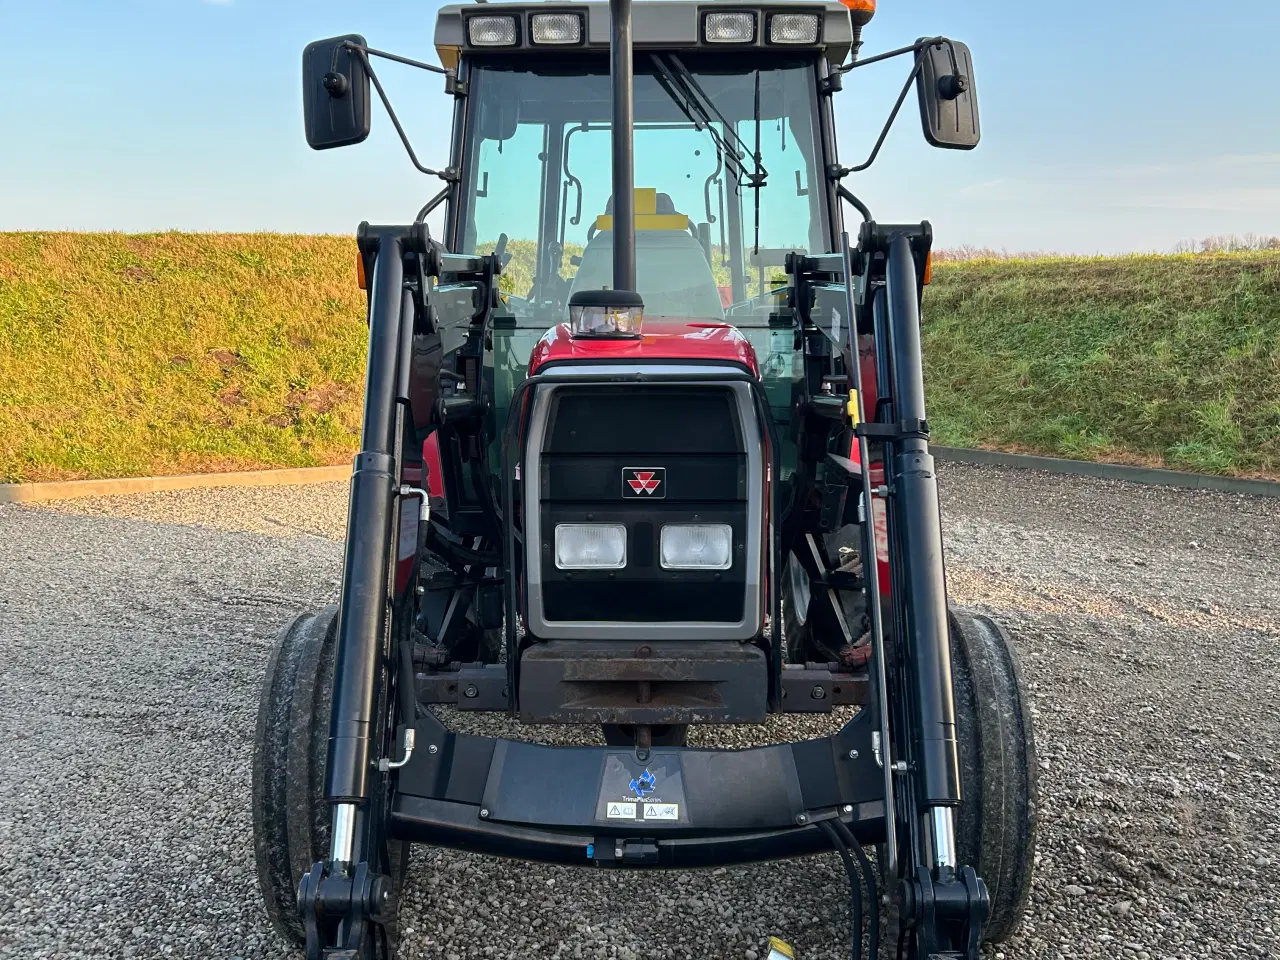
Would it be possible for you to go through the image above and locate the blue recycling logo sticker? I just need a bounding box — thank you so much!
[629,768,656,798]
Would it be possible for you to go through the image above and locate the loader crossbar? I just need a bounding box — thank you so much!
[390,706,887,868]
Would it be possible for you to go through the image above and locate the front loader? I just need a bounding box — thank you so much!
[251,2,1037,957]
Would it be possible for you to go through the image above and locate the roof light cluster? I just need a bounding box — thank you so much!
[462,7,836,51]
[467,11,585,47]
[702,10,823,45]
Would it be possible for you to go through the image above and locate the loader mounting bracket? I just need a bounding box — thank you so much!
[855,418,931,442]
[297,860,394,960]
[900,865,990,959]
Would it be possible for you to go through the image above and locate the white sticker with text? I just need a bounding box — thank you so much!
[643,803,679,821]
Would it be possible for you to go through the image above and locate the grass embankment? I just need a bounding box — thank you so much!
[0,232,366,482]
[2,233,1278,482]
[923,252,1280,477]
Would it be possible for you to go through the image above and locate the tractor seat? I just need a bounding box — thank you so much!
[571,188,723,321]
[587,191,696,242]
[604,191,692,228]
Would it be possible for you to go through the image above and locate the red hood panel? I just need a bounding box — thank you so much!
[528,320,760,378]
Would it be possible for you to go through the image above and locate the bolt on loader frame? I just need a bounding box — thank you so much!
[253,3,1036,959]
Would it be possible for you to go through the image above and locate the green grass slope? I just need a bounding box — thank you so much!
[0,232,366,482]
[2,233,1277,482]
[923,252,1280,477]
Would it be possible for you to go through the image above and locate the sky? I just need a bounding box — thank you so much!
[2,0,1277,253]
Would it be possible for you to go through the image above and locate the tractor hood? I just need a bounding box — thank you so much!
[527,319,760,377]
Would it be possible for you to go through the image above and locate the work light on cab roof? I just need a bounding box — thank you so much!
[567,289,645,339]
[278,5,1025,960]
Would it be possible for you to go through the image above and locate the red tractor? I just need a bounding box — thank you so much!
[253,2,1036,957]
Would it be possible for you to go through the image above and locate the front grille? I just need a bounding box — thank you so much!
[525,380,764,640]
[545,387,742,454]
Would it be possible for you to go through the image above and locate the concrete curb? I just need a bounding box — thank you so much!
[0,465,350,504]
[6,449,1276,504]
[932,446,1280,499]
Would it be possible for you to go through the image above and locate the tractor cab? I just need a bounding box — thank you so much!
[432,4,857,466]
[261,5,1035,960]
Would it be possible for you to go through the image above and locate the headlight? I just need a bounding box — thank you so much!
[530,12,583,45]
[703,12,756,43]
[555,524,627,569]
[467,15,519,46]
[660,524,733,570]
[769,13,820,44]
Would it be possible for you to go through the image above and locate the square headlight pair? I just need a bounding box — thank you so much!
[703,11,821,46]
[467,11,583,47]
[555,523,733,571]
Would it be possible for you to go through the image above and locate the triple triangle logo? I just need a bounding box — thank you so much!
[622,467,666,498]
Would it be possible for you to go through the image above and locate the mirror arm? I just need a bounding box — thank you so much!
[414,186,452,226]
[827,49,926,179]
[837,185,873,225]
[343,42,448,76]
[345,44,458,182]
[837,35,956,74]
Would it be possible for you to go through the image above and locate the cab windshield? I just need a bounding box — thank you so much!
[455,53,829,326]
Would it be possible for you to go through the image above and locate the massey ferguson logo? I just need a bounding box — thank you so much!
[623,468,666,498]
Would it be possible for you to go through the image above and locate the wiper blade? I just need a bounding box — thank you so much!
[666,54,767,189]
[648,55,751,185]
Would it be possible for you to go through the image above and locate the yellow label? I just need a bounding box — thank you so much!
[595,213,689,232]
[766,938,796,960]
[634,186,658,215]
[847,389,860,424]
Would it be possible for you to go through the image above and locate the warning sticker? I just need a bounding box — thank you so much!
[594,753,688,826]
[643,803,679,821]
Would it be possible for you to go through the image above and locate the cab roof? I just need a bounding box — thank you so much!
[434,1,855,70]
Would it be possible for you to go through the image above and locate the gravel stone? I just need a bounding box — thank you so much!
[2,462,1279,958]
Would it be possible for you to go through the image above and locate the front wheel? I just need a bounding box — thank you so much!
[949,607,1037,943]
[251,606,410,955]
[879,608,1037,953]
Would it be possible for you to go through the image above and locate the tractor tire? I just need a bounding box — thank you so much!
[782,550,814,664]
[949,607,1037,943]
[784,526,865,666]
[453,623,502,666]
[876,608,1036,953]
[251,606,410,954]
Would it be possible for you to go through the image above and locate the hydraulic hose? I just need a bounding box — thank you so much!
[397,638,418,725]
[836,818,879,960]
[427,521,501,568]
[818,819,865,960]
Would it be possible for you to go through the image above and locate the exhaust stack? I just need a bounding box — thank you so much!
[609,0,637,292]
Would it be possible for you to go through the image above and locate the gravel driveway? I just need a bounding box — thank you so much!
[2,464,1278,959]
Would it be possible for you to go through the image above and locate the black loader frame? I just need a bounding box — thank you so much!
[256,4,1035,959]
[282,222,999,959]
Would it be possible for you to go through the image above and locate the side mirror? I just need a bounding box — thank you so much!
[302,35,371,150]
[915,39,980,150]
